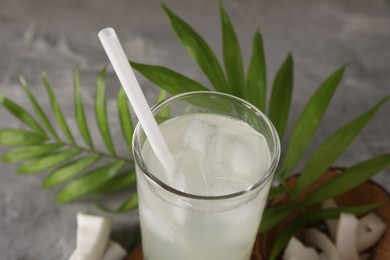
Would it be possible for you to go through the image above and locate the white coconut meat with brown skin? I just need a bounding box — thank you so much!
[336,213,360,260]
[303,228,342,260]
[283,236,320,260]
[322,199,339,241]
[76,212,112,260]
[357,213,386,253]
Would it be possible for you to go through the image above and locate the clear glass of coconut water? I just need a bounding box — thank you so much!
[133,91,280,260]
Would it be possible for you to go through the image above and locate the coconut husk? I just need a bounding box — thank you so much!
[128,168,390,260]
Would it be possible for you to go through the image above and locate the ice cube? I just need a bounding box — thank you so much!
[229,132,271,178]
[182,119,215,153]
[141,206,177,243]
[174,151,209,196]
[205,128,271,181]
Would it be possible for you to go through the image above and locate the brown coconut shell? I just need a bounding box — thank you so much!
[128,168,390,260]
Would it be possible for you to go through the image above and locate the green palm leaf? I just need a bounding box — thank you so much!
[42,72,76,144]
[162,5,228,92]
[117,88,134,154]
[97,193,138,213]
[270,216,307,260]
[2,143,62,162]
[259,203,297,233]
[267,186,285,200]
[308,203,381,220]
[43,154,101,188]
[74,66,94,150]
[304,154,390,206]
[56,160,126,203]
[220,1,245,97]
[268,53,293,139]
[19,76,59,139]
[246,31,267,111]
[96,68,116,156]
[0,129,47,146]
[280,66,345,178]
[17,149,81,174]
[155,89,170,118]
[92,171,136,194]
[296,96,390,192]
[130,62,209,94]
[0,95,46,136]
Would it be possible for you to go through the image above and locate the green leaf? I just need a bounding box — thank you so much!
[43,154,100,188]
[130,62,209,94]
[309,203,382,220]
[246,31,267,111]
[296,96,390,192]
[17,149,81,174]
[268,53,293,140]
[92,171,136,194]
[0,129,47,146]
[42,72,76,144]
[155,89,170,118]
[162,5,228,92]
[220,1,245,97]
[304,154,390,206]
[280,66,346,178]
[19,76,59,139]
[117,88,134,154]
[96,68,116,156]
[56,160,126,203]
[0,95,46,135]
[97,193,138,213]
[2,143,62,162]
[258,203,297,233]
[74,66,94,149]
[267,186,285,201]
[269,216,307,260]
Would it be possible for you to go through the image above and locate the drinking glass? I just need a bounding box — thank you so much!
[132,91,280,260]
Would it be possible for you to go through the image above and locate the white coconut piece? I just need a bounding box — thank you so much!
[68,250,77,260]
[322,199,339,241]
[357,213,386,253]
[283,236,320,260]
[303,228,341,260]
[76,212,112,260]
[336,213,360,260]
[101,240,127,260]
[284,237,305,259]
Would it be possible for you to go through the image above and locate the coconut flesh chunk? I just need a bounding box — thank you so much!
[303,228,342,260]
[322,199,339,241]
[283,236,320,260]
[68,250,77,260]
[76,212,112,260]
[336,213,360,260]
[356,213,386,253]
[68,240,127,260]
[101,240,127,260]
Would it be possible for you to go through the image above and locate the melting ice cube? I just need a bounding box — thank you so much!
[205,128,271,181]
[182,119,215,153]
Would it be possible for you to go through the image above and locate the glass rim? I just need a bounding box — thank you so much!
[132,91,281,201]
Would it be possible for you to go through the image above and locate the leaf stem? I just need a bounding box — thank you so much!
[61,141,134,163]
[278,177,308,215]
[32,129,134,163]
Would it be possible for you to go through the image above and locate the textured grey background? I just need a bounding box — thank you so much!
[0,0,389,259]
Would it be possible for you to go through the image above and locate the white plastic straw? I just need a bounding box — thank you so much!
[98,27,175,175]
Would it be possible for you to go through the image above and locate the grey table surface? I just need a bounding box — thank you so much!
[0,0,389,259]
